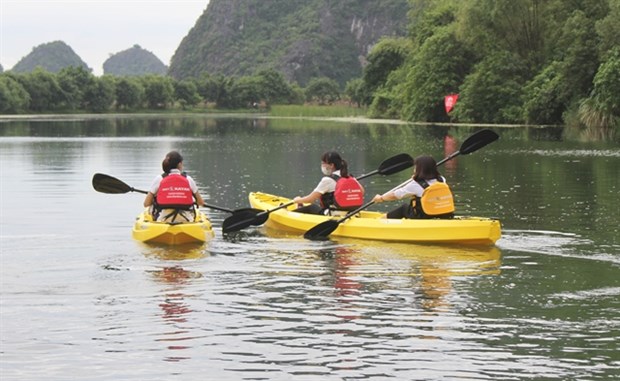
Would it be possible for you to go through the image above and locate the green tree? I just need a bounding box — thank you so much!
[288,83,306,105]
[595,1,620,58]
[230,76,262,108]
[0,74,31,113]
[83,76,115,112]
[522,62,564,124]
[212,76,237,109]
[368,65,408,119]
[344,78,366,107]
[523,10,600,125]
[577,47,620,134]
[256,69,294,106]
[362,37,411,106]
[196,73,218,104]
[142,75,174,109]
[459,0,546,70]
[401,27,472,122]
[197,74,236,108]
[174,79,202,109]
[305,77,340,105]
[115,77,144,110]
[57,66,95,110]
[17,68,65,111]
[454,51,528,124]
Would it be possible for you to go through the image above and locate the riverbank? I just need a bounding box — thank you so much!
[0,112,556,129]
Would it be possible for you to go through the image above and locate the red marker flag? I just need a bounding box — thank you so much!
[444,94,459,113]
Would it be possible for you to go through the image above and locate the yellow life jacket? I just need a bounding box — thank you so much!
[412,179,455,218]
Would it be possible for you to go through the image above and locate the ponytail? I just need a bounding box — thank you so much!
[321,151,350,177]
[340,159,350,177]
[162,151,183,174]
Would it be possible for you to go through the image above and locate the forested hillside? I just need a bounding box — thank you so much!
[359,0,619,138]
[103,45,167,76]
[10,41,90,73]
[169,0,408,85]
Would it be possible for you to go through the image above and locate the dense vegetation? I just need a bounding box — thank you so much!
[10,41,90,73]
[103,45,167,76]
[0,67,344,113]
[169,0,408,86]
[359,0,619,137]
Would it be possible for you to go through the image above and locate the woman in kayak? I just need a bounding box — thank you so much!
[143,151,205,223]
[372,155,454,219]
[293,151,364,215]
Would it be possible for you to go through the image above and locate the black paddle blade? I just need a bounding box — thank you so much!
[460,129,499,155]
[377,153,414,176]
[303,220,340,240]
[233,207,264,215]
[249,212,269,226]
[222,211,265,233]
[92,173,131,194]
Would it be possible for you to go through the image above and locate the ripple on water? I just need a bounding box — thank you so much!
[498,229,620,264]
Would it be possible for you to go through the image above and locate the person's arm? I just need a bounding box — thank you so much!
[294,177,333,204]
[145,175,160,207]
[293,191,322,204]
[144,192,155,207]
[372,191,397,203]
[372,180,420,203]
[194,191,205,207]
[186,175,204,206]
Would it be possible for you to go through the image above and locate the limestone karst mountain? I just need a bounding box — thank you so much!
[168,0,408,85]
[11,40,90,73]
[103,44,167,76]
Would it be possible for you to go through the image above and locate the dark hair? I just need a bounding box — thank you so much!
[321,151,350,177]
[162,151,183,174]
[413,155,441,181]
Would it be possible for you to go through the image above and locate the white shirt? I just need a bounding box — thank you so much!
[393,177,446,199]
[312,170,341,194]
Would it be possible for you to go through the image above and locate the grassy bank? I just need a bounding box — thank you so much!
[268,104,367,118]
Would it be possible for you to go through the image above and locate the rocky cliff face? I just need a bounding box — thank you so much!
[169,0,408,85]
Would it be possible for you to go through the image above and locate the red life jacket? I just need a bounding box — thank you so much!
[156,173,194,209]
[320,174,364,211]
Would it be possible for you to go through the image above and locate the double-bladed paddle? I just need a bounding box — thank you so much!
[91,173,252,214]
[221,152,415,234]
[303,129,500,240]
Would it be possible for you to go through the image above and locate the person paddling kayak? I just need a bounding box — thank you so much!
[372,155,455,219]
[143,151,205,223]
[293,151,364,215]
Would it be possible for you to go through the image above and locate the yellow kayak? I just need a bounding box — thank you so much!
[132,208,214,245]
[249,192,501,245]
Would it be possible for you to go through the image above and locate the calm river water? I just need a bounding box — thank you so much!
[1,115,619,380]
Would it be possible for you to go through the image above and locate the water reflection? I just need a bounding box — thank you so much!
[264,225,501,317]
[143,244,205,363]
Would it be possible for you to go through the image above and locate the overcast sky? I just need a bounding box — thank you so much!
[0,0,210,75]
